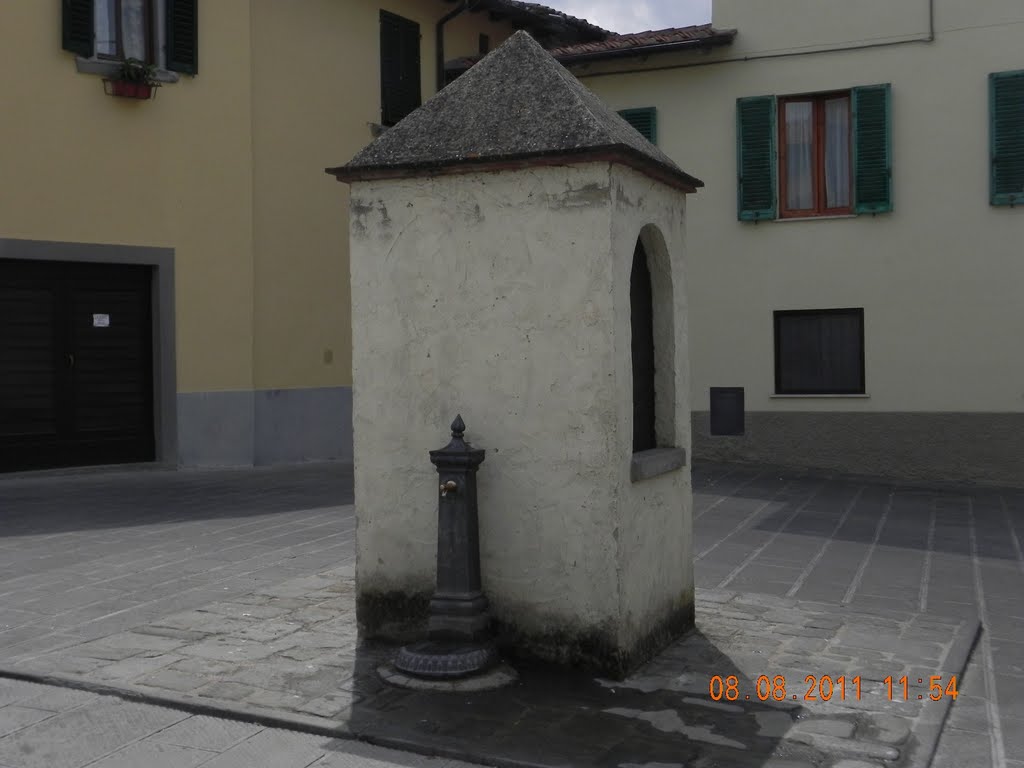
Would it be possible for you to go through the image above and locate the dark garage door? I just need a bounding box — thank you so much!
[0,259,155,472]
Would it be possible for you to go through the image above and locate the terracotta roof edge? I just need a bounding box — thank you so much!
[553,28,737,63]
[445,27,736,72]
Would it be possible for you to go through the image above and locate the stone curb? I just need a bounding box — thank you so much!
[787,731,899,762]
[902,613,982,768]
[0,667,547,768]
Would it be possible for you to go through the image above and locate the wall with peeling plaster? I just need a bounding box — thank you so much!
[348,161,693,672]
[610,165,694,653]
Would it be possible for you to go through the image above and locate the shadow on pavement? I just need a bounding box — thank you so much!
[0,463,354,538]
[696,463,1024,561]
[341,630,821,768]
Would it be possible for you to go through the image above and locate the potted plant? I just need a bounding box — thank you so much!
[105,58,159,100]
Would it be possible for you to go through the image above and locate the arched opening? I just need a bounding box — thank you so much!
[629,224,679,467]
[630,239,657,452]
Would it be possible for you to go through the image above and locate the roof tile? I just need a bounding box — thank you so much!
[551,24,735,58]
[446,23,735,74]
[329,31,701,191]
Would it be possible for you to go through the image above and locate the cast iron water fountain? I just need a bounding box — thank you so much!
[393,415,498,678]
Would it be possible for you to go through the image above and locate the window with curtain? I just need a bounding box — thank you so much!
[780,93,852,217]
[62,0,199,75]
[736,85,891,221]
[95,0,153,62]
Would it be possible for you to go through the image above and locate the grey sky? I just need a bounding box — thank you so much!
[537,0,713,34]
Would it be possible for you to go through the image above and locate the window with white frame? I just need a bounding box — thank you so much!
[62,0,198,75]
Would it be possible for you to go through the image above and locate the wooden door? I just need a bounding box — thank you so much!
[0,259,154,471]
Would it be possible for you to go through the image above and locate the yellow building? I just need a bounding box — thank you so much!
[0,0,605,472]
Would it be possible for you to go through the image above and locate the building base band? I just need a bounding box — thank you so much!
[693,411,1024,488]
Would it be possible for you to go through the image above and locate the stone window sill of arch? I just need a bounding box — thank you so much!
[75,57,180,84]
[631,447,686,482]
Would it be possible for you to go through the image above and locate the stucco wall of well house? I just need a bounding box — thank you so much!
[350,164,621,638]
[609,165,694,656]
[0,0,519,470]
[348,162,694,664]
[573,0,1024,485]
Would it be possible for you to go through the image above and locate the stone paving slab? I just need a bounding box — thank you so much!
[3,568,979,768]
[0,677,483,768]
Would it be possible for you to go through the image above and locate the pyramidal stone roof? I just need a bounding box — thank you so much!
[327,31,702,192]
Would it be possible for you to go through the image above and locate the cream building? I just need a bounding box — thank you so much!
[0,0,604,472]
[550,0,1024,486]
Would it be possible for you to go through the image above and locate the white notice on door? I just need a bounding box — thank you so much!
[92,314,110,328]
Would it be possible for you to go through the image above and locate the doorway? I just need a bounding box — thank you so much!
[0,258,155,471]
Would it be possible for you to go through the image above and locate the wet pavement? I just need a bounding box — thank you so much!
[0,461,1020,767]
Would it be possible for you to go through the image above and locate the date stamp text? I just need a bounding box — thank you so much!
[708,674,959,702]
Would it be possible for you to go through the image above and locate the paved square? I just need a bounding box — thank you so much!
[0,461,1020,767]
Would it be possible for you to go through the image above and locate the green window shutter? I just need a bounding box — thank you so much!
[736,95,777,221]
[166,0,199,74]
[618,108,657,144]
[62,0,93,57]
[380,12,421,126]
[852,84,892,214]
[990,70,1024,207]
